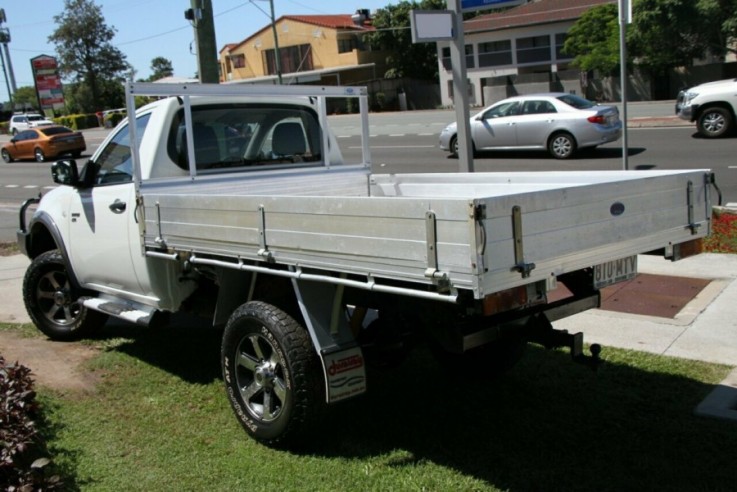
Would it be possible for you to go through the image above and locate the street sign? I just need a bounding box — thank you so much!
[410,10,456,43]
[460,0,525,13]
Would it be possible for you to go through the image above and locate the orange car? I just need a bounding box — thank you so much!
[2,125,86,163]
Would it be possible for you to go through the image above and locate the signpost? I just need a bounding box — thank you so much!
[412,0,525,172]
[618,0,631,170]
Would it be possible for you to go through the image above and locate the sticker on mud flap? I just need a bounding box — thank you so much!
[323,347,367,402]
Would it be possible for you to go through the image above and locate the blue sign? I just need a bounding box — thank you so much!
[461,0,525,12]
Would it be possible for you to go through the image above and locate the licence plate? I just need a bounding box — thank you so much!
[593,255,637,289]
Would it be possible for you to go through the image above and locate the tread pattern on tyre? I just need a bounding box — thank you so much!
[222,301,323,447]
[23,249,106,341]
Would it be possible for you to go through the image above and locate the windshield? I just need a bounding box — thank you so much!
[27,115,47,122]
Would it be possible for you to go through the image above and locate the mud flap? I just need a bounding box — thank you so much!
[291,274,367,404]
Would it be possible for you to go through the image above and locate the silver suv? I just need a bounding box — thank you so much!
[8,113,54,135]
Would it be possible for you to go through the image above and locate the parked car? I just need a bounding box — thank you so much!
[675,78,737,138]
[8,113,54,135]
[439,93,622,159]
[1,126,86,163]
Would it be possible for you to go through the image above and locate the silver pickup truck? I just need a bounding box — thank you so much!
[18,82,714,446]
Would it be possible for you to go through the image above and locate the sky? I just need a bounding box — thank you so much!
[0,0,396,102]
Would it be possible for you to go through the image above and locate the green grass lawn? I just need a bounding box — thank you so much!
[4,322,735,491]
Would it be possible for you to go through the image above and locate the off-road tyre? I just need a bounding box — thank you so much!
[697,107,733,138]
[222,301,323,447]
[23,249,107,341]
[548,132,576,159]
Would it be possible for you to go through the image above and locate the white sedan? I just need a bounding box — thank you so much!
[439,93,622,159]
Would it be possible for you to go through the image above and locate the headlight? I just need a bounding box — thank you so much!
[682,91,699,105]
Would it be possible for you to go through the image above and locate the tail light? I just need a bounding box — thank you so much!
[587,115,606,124]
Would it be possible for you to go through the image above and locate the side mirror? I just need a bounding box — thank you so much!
[51,159,80,186]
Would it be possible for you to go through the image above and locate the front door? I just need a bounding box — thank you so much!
[66,114,151,297]
[472,100,520,150]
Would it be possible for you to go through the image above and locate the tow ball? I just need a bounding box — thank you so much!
[526,315,603,370]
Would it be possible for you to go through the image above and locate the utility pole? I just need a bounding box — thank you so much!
[0,8,16,106]
[269,0,283,84]
[185,0,219,83]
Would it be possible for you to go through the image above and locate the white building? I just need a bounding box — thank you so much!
[437,0,614,107]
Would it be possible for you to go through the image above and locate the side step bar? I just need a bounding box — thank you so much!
[80,296,158,326]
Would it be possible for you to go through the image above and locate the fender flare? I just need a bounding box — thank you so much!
[23,211,82,290]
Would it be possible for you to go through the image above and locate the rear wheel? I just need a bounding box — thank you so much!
[548,132,576,159]
[34,148,45,162]
[23,250,107,341]
[697,107,732,138]
[222,301,323,446]
[1,149,12,163]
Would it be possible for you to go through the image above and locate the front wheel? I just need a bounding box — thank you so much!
[450,135,476,158]
[222,301,323,447]
[697,107,732,138]
[23,250,107,341]
[548,132,576,159]
[1,148,13,163]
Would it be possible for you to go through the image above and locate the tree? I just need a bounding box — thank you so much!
[562,3,619,74]
[11,86,40,112]
[698,0,737,59]
[48,0,128,112]
[627,0,707,74]
[149,57,174,81]
[564,0,737,76]
[365,0,446,80]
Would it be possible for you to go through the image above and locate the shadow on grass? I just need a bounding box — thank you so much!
[88,315,223,385]
[78,319,737,491]
[302,347,737,491]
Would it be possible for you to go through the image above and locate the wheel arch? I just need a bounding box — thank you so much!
[548,129,577,146]
[696,101,735,121]
[213,269,303,328]
[23,212,82,289]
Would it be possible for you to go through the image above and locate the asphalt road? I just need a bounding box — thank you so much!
[1,102,735,243]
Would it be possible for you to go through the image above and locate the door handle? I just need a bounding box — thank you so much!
[109,199,126,213]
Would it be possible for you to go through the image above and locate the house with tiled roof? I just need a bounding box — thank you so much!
[219,11,388,85]
[437,0,615,106]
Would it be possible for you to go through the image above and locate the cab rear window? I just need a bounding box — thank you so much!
[167,103,323,171]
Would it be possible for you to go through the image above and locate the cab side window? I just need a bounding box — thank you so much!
[87,114,151,185]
